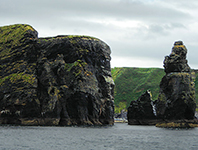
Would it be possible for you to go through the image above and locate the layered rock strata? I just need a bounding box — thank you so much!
[0,24,114,126]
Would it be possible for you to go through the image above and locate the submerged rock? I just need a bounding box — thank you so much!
[156,41,196,120]
[0,24,114,126]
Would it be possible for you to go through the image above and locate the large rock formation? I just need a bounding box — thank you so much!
[156,41,196,120]
[0,24,114,126]
[127,41,197,126]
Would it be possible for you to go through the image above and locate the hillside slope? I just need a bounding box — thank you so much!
[112,67,198,113]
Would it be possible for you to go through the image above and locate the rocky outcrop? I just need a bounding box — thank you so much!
[127,90,156,125]
[0,24,114,126]
[127,41,197,126]
[156,41,196,120]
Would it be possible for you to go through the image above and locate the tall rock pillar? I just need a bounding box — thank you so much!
[156,41,196,119]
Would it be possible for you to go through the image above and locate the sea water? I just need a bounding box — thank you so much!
[0,123,198,150]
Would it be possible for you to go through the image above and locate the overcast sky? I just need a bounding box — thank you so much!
[1,0,198,68]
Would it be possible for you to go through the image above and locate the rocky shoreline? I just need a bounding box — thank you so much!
[155,119,198,128]
[128,119,198,128]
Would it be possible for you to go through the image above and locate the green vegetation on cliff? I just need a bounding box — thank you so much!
[0,24,38,107]
[112,67,198,113]
[0,24,114,125]
[0,24,36,62]
[112,67,165,113]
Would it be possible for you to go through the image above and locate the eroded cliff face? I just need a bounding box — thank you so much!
[0,24,114,125]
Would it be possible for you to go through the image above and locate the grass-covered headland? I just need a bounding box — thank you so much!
[112,67,198,113]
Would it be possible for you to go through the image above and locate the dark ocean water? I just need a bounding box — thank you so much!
[0,123,198,150]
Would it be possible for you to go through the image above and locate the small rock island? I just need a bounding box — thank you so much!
[0,24,114,126]
[128,41,198,128]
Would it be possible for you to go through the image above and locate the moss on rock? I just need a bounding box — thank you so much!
[0,24,114,126]
[156,122,198,128]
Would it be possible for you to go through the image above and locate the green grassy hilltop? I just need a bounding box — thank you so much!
[112,67,198,113]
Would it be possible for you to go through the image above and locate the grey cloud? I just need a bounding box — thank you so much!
[0,0,191,23]
[164,0,198,9]
[147,23,186,36]
[148,24,167,35]
[1,0,198,68]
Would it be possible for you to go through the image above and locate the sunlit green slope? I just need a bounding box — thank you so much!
[112,67,198,113]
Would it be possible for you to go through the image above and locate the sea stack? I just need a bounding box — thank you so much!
[0,24,114,126]
[127,90,156,125]
[156,41,196,120]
